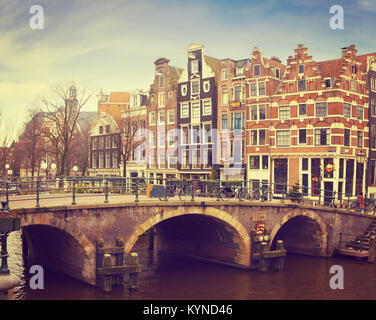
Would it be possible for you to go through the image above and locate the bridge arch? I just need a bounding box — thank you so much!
[21,215,96,285]
[270,210,328,256]
[124,206,251,267]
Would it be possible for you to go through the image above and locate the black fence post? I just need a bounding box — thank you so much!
[216,179,220,201]
[72,178,76,205]
[36,180,40,208]
[104,178,109,204]
[5,182,9,211]
[135,177,139,203]
[191,180,195,202]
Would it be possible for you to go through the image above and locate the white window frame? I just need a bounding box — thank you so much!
[181,125,189,145]
[191,80,200,95]
[221,87,229,106]
[180,102,189,118]
[191,60,199,73]
[221,68,228,80]
[276,130,290,147]
[149,111,156,125]
[167,109,175,124]
[253,64,260,76]
[191,102,200,122]
[202,99,212,116]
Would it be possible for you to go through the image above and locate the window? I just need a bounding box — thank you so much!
[191,102,200,121]
[98,152,104,168]
[250,130,257,145]
[191,81,200,95]
[357,131,363,148]
[371,100,376,116]
[254,65,260,76]
[112,152,118,168]
[257,104,265,120]
[92,137,97,150]
[191,60,199,73]
[232,140,243,162]
[99,137,104,149]
[352,65,357,74]
[158,93,165,107]
[221,68,228,80]
[203,100,212,116]
[371,78,376,92]
[315,128,330,146]
[298,64,304,74]
[233,113,242,130]
[106,136,111,149]
[250,105,257,120]
[168,110,175,124]
[258,82,266,96]
[191,125,200,144]
[351,80,357,92]
[182,150,189,169]
[250,83,257,96]
[106,152,111,168]
[279,106,290,119]
[181,126,189,145]
[168,155,176,169]
[159,76,164,88]
[372,126,376,149]
[276,130,290,147]
[325,79,332,88]
[344,129,350,146]
[203,148,212,169]
[221,87,228,105]
[167,129,175,146]
[275,68,280,79]
[158,129,165,147]
[315,102,327,117]
[356,105,363,120]
[158,111,165,124]
[249,156,260,169]
[149,111,156,125]
[99,126,103,134]
[344,103,351,118]
[180,102,189,118]
[149,131,156,147]
[299,103,307,116]
[259,130,266,145]
[262,156,269,169]
[168,90,173,100]
[192,149,201,169]
[221,114,228,130]
[233,85,242,102]
[158,155,166,169]
[105,125,110,133]
[302,158,308,171]
[203,81,210,93]
[299,129,306,144]
[204,124,212,143]
[298,80,306,92]
[92,153,97,168]
[181,85,187,96]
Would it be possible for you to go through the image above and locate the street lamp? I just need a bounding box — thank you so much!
[41,162,47,180]
[73,165,78,176]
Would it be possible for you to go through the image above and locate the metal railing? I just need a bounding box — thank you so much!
[0,177,374,214]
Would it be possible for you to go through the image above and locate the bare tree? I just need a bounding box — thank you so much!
[114,106,145,177]
[0,107,14,177]
[40,84,92,176]
[18,107,46,179]
[73,118,92,176]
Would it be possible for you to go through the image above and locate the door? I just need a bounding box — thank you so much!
[302,174,309,196]
[324,181,333,206]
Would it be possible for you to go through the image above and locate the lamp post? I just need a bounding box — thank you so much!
[41,162,47,180]
[4,164,9,180]
[73,165,78,177]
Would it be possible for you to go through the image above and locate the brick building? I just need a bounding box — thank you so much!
[261,44,369,202]
[146,58,183,182]
[177,43,220,180]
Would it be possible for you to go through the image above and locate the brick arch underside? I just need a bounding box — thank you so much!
[22,222,96,285]
[270,210,328,256]
[125,207,251,268]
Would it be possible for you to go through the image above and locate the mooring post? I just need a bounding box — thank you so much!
[368,236,376,263]
[72,179,76,205]
[258,241,268,273]
[95,238,104,288]
[274,240,285,271]
[115,238,125,286]
[102,254,112,293]
[128,253,140,291]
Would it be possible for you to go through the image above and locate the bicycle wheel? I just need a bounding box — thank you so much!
[178,187,188,201]
[236,188,246,200]
[219,189,231,201]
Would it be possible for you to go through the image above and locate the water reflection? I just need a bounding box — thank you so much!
[6,231,376,300]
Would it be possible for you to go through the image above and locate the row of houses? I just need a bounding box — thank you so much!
[88,43,376,200]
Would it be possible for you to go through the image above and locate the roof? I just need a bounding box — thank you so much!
[204,55,220,73]
[317,58,344,79]
[107,92,130,103]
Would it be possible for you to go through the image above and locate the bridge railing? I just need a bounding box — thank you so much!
[0,176,374,215]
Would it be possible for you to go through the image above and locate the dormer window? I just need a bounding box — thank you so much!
[221,68,228,80]
[352,65,357,74]
[275,68,280,79]
[298,64,304,74]
[325,79,333,88]
[236,66,244,76]
[254,65,260,76]
[191,60,199,73]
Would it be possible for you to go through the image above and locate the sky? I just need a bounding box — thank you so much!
[0,0,376,139]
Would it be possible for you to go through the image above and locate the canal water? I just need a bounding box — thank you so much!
[6,231,376,300]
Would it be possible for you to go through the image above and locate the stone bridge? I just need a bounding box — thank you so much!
[5,201,376,285]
